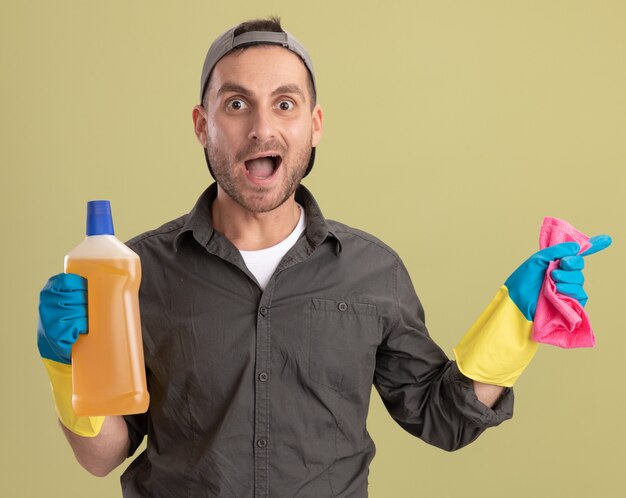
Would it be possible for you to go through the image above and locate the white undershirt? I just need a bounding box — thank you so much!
[239,204,306,291]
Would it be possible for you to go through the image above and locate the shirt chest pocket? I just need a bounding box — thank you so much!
[308,298,380,393]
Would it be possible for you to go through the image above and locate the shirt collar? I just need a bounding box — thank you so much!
[173,183,217,251]
[173,183,342,253]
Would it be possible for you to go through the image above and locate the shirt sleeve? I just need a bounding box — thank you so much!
[124,412,148,457]
[373,258,514,452]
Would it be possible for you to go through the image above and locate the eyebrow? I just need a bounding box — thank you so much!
[216,82,306,102]
[216,82,251,98]
[271,84,306,102]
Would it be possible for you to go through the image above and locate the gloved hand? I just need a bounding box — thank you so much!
[550,235,612,306]
[454,235,612,387]
[37,273,104,437]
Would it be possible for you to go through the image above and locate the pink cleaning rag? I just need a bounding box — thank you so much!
[532,217,595,348]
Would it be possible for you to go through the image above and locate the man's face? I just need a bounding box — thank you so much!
[199,45,322,213]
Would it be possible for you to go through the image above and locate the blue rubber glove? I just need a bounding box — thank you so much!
[504,234,612,320]
[37,273,88,364]
[37,273,104,437]
[504,242,581,320]
[551,235,613,306]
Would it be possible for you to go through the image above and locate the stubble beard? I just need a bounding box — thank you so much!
[206,139,312,214]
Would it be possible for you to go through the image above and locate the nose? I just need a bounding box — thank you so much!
[247,107,276,142]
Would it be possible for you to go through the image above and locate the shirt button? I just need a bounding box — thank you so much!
[338,302,348,312]
[258,372,269,382]
[257,439,267,448]
[259,306,268,316]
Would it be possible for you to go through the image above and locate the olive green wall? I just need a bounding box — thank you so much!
[2,1,624,496]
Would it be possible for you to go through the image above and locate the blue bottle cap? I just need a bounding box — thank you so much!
[86,200,115,236]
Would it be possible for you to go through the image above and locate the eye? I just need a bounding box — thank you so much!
[277,100,294,111]
[226,99,247,111]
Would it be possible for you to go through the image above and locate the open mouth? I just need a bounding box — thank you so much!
[244,155,282,180]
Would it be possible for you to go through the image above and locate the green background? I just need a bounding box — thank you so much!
[2,1,624,496]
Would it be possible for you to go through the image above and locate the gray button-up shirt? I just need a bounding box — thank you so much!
[121,183,513,497]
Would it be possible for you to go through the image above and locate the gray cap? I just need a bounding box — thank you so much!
[199,28,316,103]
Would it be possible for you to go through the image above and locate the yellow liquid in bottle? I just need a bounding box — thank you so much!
[65,257,149,416]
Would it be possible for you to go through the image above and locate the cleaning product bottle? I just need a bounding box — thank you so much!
[64,200,149,416]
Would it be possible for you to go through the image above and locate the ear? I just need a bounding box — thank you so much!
[192,105,208,147]
[311,105,323,147]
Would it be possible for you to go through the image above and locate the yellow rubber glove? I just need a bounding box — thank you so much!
[37,273,104,437]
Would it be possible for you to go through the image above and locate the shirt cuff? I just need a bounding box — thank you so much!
[123,413,148,457]
[445,362,515,428]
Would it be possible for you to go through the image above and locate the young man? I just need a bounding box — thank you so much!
[37,18,610,497]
